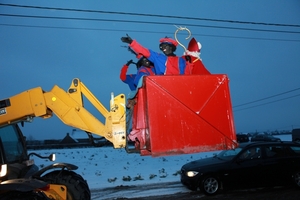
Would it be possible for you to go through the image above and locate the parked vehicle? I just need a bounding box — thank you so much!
[180,142,300,195]
[250,134,281,142]
[292,129,300,142]
[236,134,249,143]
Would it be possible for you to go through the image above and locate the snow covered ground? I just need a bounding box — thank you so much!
[29,134,292,198]
[30,145,218,190]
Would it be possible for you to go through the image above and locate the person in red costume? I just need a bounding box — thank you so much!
[183,37,211,75]
[121,35,186,75]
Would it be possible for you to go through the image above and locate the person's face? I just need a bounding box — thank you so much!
[141,58,151,67]
[159,43,174,56]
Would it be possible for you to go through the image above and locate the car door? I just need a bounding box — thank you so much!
[223,146,264,188]
[261,144,293,185]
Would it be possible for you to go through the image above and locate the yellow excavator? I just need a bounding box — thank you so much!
[0,75,237,199]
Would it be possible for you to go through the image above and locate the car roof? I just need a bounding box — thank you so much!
[252,134,277,137]
[237,141,300,149]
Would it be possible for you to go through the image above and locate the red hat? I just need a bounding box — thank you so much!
[159,37,178,46]
[187,37,201,52]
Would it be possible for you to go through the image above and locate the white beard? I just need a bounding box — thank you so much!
[183,50,202,60]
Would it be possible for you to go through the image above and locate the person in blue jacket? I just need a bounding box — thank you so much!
[120,56,155,134]
[120,57,155,92]
[119,59,137,91]
[134,56,155,87]
[121,35,187,75]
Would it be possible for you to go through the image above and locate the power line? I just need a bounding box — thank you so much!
[1,13,300,34]
[234,93,300,112]
[234,87,300,108]
[1,23,300,43]
[1,3,300,28]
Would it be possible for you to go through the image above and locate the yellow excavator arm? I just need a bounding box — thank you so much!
[0,78,126,148]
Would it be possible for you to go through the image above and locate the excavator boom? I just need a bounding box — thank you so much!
[0,78,126,148]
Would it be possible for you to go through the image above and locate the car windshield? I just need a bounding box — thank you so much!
[216,147,243,160]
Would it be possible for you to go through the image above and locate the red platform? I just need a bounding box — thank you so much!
[128,75,238,157]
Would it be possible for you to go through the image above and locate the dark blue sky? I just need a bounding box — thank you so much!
[1,1,300,139]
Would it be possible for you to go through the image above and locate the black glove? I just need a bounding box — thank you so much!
[126,59,133,66]
[121,34,133,44]
[185,55,191,63]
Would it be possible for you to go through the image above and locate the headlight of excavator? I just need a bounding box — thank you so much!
[49,153,56,161]
[0,164,7,177]
[186,171,199,177]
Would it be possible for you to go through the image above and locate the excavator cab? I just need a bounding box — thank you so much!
[0,123,90,199]
[0,124,32,180]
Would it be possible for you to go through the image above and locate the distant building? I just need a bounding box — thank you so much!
[60,133,78,144]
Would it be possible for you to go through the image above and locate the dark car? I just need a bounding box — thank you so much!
[251,134,281,142]
[180,142,300,195]
[236,134,249,143]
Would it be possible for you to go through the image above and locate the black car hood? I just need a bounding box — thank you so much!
[183,156,228,170]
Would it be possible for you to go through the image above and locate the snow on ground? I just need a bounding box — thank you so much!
[29,134,292,191]
[29,146,218,190]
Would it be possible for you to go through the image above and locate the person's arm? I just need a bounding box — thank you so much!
[130,40,151,58]
[121,35,150,57]
[120,60,133,81]
[120,64,129,81]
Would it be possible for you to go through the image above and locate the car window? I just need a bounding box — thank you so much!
[217,148,243,160]
[264,145,288,158]
[0,125,26,163]
[289,146,300,154]
[239,147,261,160]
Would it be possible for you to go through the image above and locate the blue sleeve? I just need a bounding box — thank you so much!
[123,74,137,91]
[147,50,167,75]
